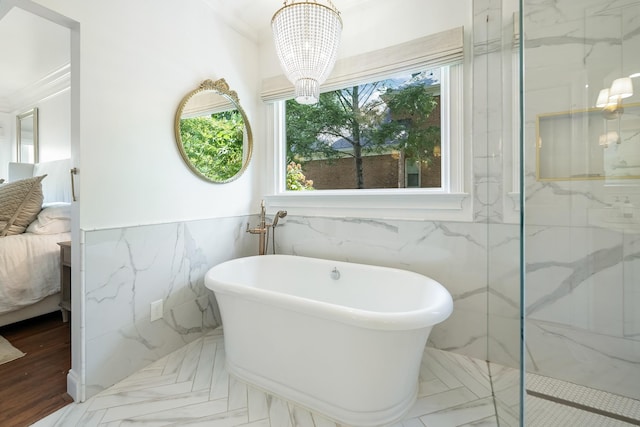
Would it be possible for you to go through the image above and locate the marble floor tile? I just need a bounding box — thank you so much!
[418,396,497,426]
[30,328,639,427]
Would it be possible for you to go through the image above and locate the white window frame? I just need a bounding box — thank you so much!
[262,28,471,221]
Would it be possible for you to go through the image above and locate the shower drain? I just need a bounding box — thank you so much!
[526,373,640,426]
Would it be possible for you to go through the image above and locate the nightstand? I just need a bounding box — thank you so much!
[58,241,71,322]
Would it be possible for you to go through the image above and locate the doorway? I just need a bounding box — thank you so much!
[0,0,82,404]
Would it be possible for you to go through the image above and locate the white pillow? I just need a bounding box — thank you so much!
[26,202,71,234]
[33,159,71,204]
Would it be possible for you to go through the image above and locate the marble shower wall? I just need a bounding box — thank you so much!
[473,0,522,371]
[523,0,640,400]
[473,1,524,423]
[82,216,255,398]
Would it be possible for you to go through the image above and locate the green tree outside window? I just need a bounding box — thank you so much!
[180,110,244,182]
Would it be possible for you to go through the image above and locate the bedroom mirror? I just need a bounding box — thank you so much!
[16,107,39,163]
[174,78,253,183]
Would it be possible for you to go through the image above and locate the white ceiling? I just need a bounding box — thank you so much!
[0,0,367,111]
[0,7,69,111]
[202,0,370,42]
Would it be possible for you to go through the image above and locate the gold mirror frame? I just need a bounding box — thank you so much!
[174,78,253,183]
[536,103,640,182]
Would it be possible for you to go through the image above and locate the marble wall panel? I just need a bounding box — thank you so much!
[623,232,640,340]
[526,319,640,400]
[526,225,625,333]
[83,215,255,397]
[474,3,523,422]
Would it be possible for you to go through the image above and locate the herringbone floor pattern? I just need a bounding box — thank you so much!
[34,329,500,426]
[33,327,640,426]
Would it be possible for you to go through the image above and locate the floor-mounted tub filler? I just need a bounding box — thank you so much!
[205,255,453,426]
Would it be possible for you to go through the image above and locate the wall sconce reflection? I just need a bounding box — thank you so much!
[598,130,620,148]
[596,77,634,120]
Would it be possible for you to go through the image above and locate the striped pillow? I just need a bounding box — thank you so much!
[0,175,46,237]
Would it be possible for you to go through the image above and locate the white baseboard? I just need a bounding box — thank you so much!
[67,369,83,402]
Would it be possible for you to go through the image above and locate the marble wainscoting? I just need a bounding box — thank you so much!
[82,216,255,399]
[271,215,522,368]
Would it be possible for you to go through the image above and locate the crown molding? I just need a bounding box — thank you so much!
[0,63,70,114]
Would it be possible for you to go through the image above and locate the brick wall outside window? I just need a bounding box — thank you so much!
[302,154,441,189]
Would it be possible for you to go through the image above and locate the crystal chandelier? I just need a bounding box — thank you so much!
[272,0,343,104]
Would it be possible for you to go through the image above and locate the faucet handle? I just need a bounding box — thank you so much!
[246,222,267,234]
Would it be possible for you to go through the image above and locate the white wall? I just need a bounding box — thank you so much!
[35,0,262,230]
[0,112,10,179]
[27,0,264,400]
[37,89,71,161]
[5,89,72,166]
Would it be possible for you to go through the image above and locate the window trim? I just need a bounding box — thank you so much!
[263,29,471,222]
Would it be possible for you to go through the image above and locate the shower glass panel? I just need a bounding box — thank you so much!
[523,0,640,424]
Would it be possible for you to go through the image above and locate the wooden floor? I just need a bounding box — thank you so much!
[0,312,72,427]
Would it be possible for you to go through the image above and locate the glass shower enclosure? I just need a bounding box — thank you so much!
[521,0,640,424]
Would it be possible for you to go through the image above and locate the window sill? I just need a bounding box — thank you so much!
[264,191,471,221]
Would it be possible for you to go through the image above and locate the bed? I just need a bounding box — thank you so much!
[0,159,72,327]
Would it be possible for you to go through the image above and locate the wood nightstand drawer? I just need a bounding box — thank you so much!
[58,241,71,322]
[61,243,71,266]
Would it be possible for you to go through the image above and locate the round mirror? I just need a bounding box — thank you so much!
[174,78,253,183]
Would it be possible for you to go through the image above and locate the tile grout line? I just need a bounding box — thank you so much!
[526,390,640,426]
[486,359,501,426]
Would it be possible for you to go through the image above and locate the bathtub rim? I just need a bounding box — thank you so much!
[205,254,453,331]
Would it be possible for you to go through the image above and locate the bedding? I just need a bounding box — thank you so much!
[27,203,71,235]
[0,203,71,316]
[1,159,72,323]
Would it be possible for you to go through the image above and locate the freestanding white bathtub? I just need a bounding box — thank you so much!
[204,255,453,426]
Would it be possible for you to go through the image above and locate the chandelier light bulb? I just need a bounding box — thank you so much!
[272,0,343,104]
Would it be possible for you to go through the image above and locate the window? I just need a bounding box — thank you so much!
[284,68,442,191]
[262,27,470,221]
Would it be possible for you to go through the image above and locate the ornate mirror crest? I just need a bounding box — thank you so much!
[174,78,253,183]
